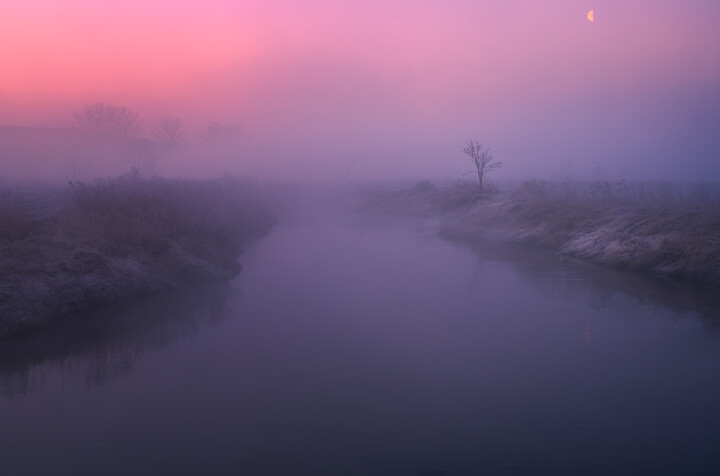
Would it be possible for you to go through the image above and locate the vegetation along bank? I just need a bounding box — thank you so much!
[0,176,275,337]
[358,180,720,286]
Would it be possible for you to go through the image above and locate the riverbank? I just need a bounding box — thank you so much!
[357,180,720,286]
[0,176,275,337]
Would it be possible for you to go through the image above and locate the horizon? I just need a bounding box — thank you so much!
[2,0,719,181]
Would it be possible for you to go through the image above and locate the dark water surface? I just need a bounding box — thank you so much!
[2,209,720,475]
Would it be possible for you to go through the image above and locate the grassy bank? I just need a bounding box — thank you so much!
[358,180,720,285]
[0,176,275,337]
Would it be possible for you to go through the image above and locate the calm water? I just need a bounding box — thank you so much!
[2,208,720,475]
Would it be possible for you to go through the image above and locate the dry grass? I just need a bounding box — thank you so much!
[0,176,275,338]
[358,179,720,285]
[488,182,720,283]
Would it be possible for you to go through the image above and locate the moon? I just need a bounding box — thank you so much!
[588,10,594,22]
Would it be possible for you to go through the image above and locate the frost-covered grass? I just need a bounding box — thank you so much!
[0,176,275,337]
[357,179,720,285]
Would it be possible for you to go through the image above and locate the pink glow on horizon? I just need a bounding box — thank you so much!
[2,0,719,179]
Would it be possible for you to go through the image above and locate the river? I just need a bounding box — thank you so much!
[1,204,719,475]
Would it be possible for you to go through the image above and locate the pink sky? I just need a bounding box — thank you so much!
[2,0,719,179]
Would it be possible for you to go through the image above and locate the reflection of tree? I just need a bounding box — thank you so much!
[0,283,233,399]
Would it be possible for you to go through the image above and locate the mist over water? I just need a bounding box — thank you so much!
[2,1,720,474]
[1,203,720,475]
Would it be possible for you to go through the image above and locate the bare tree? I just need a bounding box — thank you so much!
[73,102,140,137]
[462,139,502,190]
[153,116,187,144]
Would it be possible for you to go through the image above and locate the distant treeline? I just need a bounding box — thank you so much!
[0,124,245,180]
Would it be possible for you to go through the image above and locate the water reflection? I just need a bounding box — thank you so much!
[451,235,720,324]
[0,282,233,398]
[1,215,719,475]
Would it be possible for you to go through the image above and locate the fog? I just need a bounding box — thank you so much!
[3,177,720,475]
[2,0,720,181]
[3,4,720,473]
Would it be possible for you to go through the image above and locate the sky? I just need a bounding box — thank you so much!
[1,0,719,180]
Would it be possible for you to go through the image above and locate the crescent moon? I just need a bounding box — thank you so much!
[588,10,594,22]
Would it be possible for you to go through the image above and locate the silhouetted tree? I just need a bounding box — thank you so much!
[153,116,187,144]
[73,102,140,137]
[462,139,502,190]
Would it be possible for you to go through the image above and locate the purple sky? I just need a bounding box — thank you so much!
[1,0,719,180]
